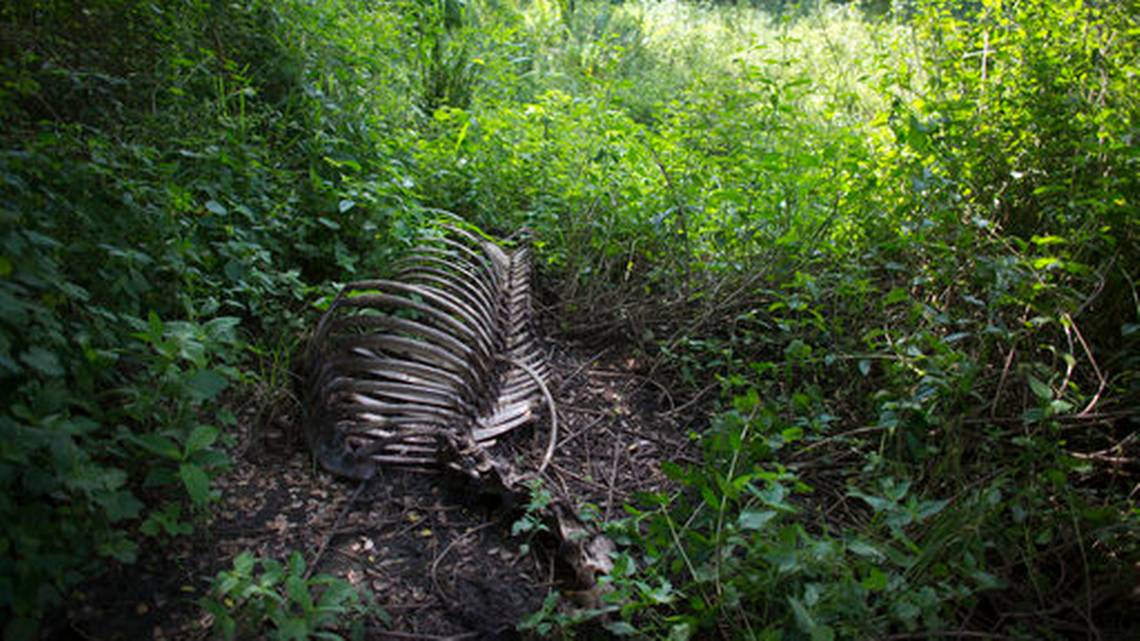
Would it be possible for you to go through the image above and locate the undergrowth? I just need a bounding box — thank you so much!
[1,0,1136,639]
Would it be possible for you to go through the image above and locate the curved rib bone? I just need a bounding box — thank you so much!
[298,223,550,478]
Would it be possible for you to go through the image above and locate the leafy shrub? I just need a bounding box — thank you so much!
[202,551,382,641]
[0,0,422,633]
[2,0,1136,637]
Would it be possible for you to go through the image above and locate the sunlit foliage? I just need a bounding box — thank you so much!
[1,0,1135,638]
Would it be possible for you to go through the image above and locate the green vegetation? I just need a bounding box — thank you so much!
[1,0,1136,638]
[202,551,379,641]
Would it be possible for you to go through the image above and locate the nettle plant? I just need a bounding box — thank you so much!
[202,551,383,641]
[123,312,242,532]
[583,389,988,641]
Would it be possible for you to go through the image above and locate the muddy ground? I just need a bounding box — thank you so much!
[52,341,699,640]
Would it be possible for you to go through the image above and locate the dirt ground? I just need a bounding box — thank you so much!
[51,340,698,640]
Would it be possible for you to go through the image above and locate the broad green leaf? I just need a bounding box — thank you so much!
[185,425,219,455]
[604,621,637,635]
[288,551,306,577]
[812,626,835,641]
[737,509,777,530]
[1050,399,1074,413]
[186,369,228,401]
[862,568,888,591]
[135,434,182,460]
[847,539,884,560]
[788,596,816,634]
[317,580,355,611]
[99,490,143,522]
[784,339,811,360]
[1026,375,1053,400]
[180,463,211,505]
[276,617,309,641]
[884,288,908,305]
[205,199,228,216]
[99,533,139,563]
[147,310,164,340]
[262,559,285,585]
[917,498,950,520]
[20,346,63,377]
[285,575,313,612]
[668,623,694,641]
[234,551,256,576]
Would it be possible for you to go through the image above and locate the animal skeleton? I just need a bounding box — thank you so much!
[297,221,613,591]
[298,222,553,480]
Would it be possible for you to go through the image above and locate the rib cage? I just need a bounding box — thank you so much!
[299,223,550,480]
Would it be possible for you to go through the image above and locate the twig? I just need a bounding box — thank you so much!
[791,425,889,458]
[714,406,757,596]
[557,415,606,450]
[991,346,1016,419]
[1068,504,1101,641]
[429,522,496,606]
[604,438,622,521]
[1064,314,1108,417]
[881,632,1010,640]
[556,347,610,392]
[374,630,479,641]
[1068,453,1134,466]
[560,404,609,416]
[547,462,610,493]
[1075,254,1113,317]
[591,369,676,412]
[659,382,716,418]
[964,410,1137,425]
[306,478,370,579]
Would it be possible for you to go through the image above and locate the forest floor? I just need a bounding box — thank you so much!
[53,340,696,640]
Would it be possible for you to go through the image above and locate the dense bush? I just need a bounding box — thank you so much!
[1,0,1135,638]
[414,0,1138,637]
[0,1,420,636]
